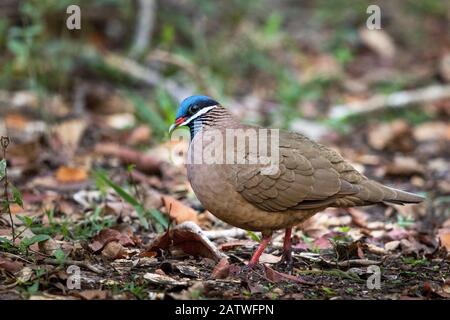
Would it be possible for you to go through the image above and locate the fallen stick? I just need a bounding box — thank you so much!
[94,143,161,175]
[329,84,450,120]
[44,258,104,274]
[104,52,193,102]
[203,228,248,240]
[129,0,156,58]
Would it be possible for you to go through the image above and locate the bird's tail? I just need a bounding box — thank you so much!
[382,186,425,205]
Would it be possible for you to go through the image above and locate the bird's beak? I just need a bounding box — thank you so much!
[169,123,177,135]
[169,116,187,135]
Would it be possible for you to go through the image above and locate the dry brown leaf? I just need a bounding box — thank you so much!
[259,253,281,264]
[56,166,88,183]
[359,28,396,61]
[384,157,425,176]
[348,208,369,228]
[263,265,312,285]
[0,257,24,273]
[145,221,226,262]
[129,125,152,145]
[414,122,450,142]
[218,240,254,251]
[368,120,413,151]
[438,229,450,251]
[162,195,199,224]
[77,290,109,300]
[101,241,126,260]
[5,114,30,130]
[94,143,161,174]
[143,272,188,286]
[210,258,230,279]
[51,118,87,155]
[89,228,134,252]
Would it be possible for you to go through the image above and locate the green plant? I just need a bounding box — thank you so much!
[397,215,415,228]
[93,170,168,231]
[1,137,20,242]
[123,280,147,300]
[247,231,261,242]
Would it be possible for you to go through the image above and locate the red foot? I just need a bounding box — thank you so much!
[248,233,272,266]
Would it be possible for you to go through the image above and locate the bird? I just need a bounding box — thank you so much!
[169,95,424,268]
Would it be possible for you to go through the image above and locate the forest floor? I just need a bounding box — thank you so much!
[0,95,449,300]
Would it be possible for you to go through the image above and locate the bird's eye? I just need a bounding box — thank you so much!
[190,105,200,114]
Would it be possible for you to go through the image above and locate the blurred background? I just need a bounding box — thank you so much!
[1,0,450,219]
[0,0,450,300]
[0,0,449,128]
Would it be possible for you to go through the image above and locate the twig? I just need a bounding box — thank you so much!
[203,228,248,240]
[332,259,381,267]
[1,136,15,242]
[296,252,380,267]
[147,50,215,96]
[104,52,194,102]
[1,251,32,264]
[129,0,156,58]
[329,84,450,120]
[43,258,104,274]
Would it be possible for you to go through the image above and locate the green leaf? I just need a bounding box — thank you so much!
[17,215,33,227]
[148,209,169,230]
[11,184,23,207]
[0,237,12,245]
[53,248,66,264]
[0,159,6,180]
[93,170,150,229]
[247,231,261,243]
[135,206,149,230]
[21,234,51,248]
[129,93,167,137]
[94,170,140,207]
[27,281,40,294]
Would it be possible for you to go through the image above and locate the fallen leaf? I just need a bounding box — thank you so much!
[218,240,254,251]
[438,229,450,251]
[263,265,312,285]
[101,241,126,260]
[359,28,396,61]
[145,221,226,262]
[89,228,134,252]
[0,257,24,273]
[259,253,281,264]
[384,157,424,176]
[385,240,401,251]
[162,195,199,224]
[51,119,87,153]
[38,238,73,256]
[414,122,450,142]
[348,208,369,228]
[5,114,30,130]
[106,113,135,129]
[56,166,88,183]
[210,258,230,279]
[77,290,108,300]
[143,273,188,286]
[94,143,161,174]
[368,120,412,151]
[129,125,152,145]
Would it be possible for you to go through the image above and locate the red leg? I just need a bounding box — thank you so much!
[281,228,292,263]
[248,233,272,266]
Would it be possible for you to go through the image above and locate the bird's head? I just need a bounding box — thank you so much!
[169,95,219,135]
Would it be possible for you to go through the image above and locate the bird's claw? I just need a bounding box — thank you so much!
[276,251,294,273]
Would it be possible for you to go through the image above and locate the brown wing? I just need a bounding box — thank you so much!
[233,131,364,211]
[233,130,423,212]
